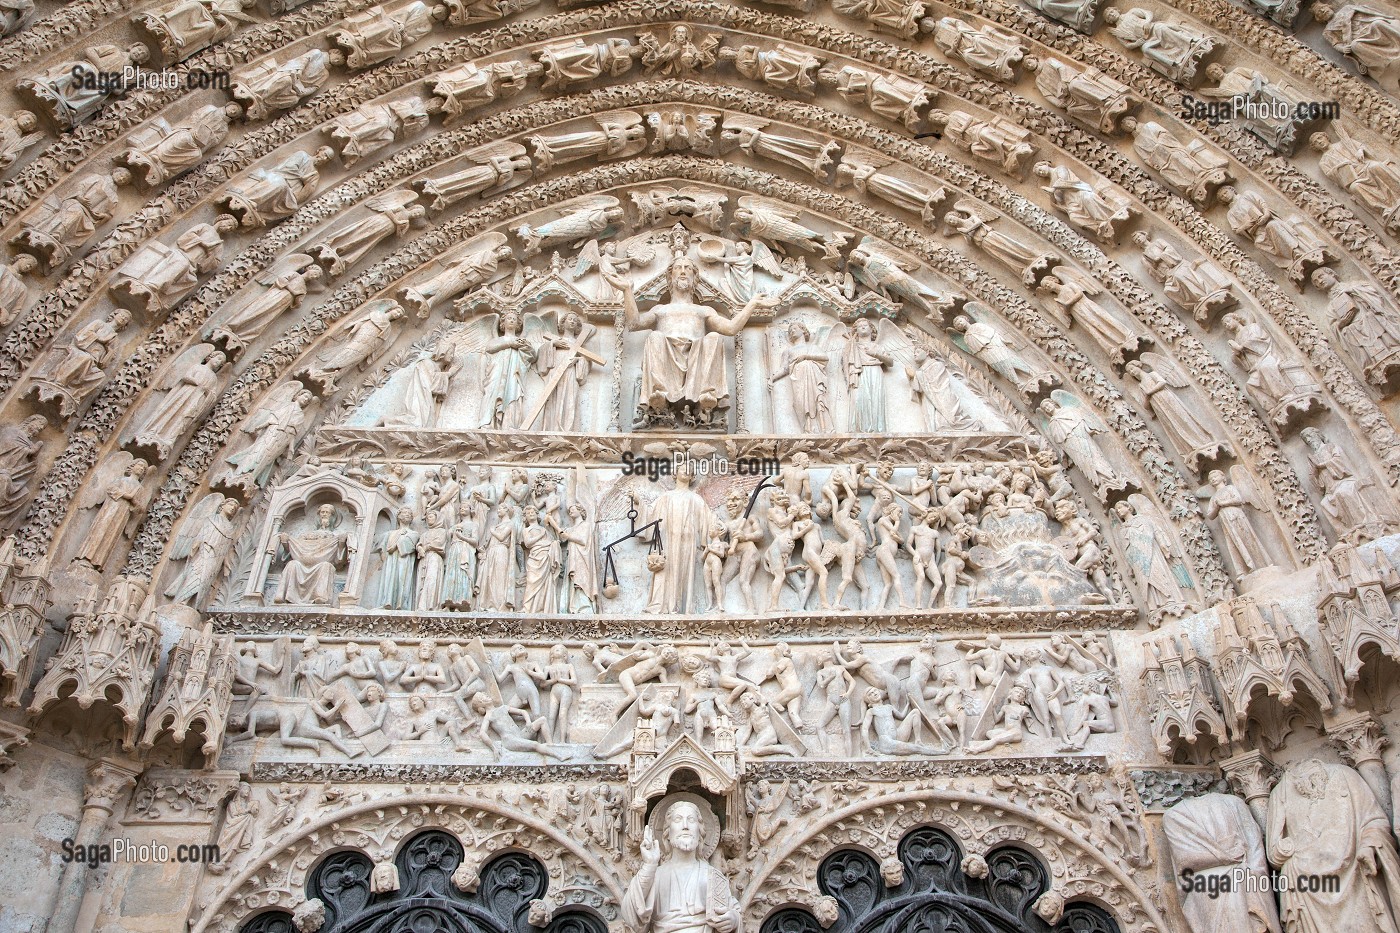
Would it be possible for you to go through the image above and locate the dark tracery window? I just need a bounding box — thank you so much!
[240,830,603,933]
[762,825,1122,933]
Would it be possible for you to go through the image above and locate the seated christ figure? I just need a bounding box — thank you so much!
[606,258,774,428]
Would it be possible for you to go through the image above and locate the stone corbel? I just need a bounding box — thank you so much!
[1220,749,1278,830]
[140,612,238,768]
[1328,712,1392,818]
[28,575,160,749]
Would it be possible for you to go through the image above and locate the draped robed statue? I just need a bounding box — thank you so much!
[621,800,741,933]
[606,256,776,429]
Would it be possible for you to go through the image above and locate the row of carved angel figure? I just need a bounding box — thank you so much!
[4,33,1395,439]
[0,4,1395,317]
[3,16,1390,327]
[20,257,1400,602]
[223,632,1121,764]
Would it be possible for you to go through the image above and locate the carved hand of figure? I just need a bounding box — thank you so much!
[640,825,661,866]
[713,912,738,933]
[746,291,780,311]
[600,266,631,292]
[1361,845,1378,876]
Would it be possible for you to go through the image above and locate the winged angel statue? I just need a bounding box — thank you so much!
[704,235,784,305]
[835,317,917,433]
[434,308,580,430]
[572,235,656,302]
[73,452,152,572]
[215,381,314,491]
[733,196,850,261]
[163,492,241,606]
[848,235,949,316]
[768,318,838,433]
[515,195,624,258]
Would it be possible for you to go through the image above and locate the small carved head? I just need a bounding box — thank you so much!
[961,854,989,879]
[880,855,904,887]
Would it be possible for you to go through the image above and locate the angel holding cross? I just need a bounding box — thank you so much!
[532,310,601,432]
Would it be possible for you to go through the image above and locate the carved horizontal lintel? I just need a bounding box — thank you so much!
[208,606,1138,639]
[313,427,1035,464]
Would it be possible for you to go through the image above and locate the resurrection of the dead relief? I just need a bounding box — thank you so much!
[1,2,1400,933]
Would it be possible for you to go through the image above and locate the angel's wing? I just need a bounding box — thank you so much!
[169,493,228,562]
[570,194,623,214]
[750,240,784,277]
[363,188,419,214]
[1049,388,1106,429]
[461,230,510,263]
[1228,464,1268,510]
[78,451,135,512]
[1140,351,1192,389]
[522,309,558,345]
[446,313,503,358]
[849,256,880,296]
[257,253,314,287]
[159,344,219,392]
[738,195,797,223]
[572,239,603,279]
[242,382,304,437]
[1051,264,1104,297]
[876,319,917,372]
[1126,492,1154,518]
[951,198,999,225]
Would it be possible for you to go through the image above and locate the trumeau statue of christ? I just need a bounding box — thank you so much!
[604,259,775,428]
[621,801,741,933]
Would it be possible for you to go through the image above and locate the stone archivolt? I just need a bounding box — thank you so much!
[0,1,1397,932]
